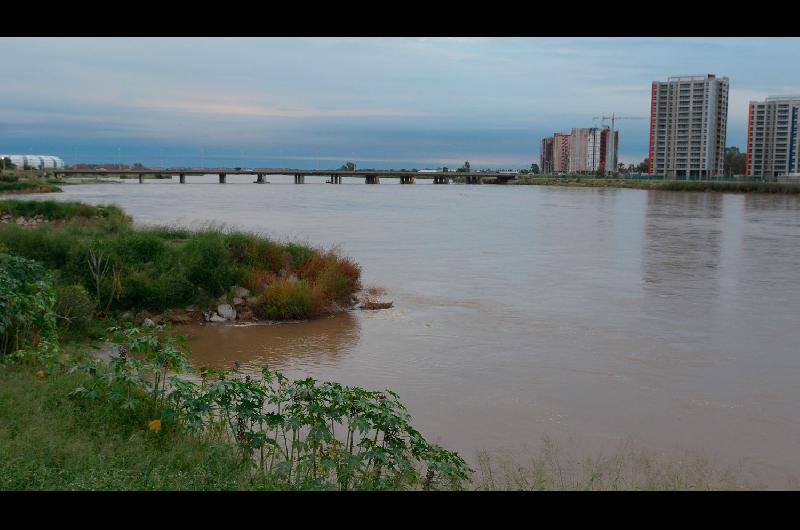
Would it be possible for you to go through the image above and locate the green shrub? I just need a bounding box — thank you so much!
[184,232,242,297]
[0,253,58,357]
[112,230,167,264]
[54,284,97,337]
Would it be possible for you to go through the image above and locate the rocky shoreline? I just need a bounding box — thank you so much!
[1,213,49,226]
[132,284,394,328]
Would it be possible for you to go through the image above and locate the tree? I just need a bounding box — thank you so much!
[456,161,471,172]
[339,162,356,171]
[1,157,15,172]
[723,147,746,176]
[530,163,540,174]
[636,158,649,173]
[617,163,626,175]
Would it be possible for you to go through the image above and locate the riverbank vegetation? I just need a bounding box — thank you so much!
[0,210,469,490]
[0,200,361,333]
[0,180,62,194]
[516,176,800,194]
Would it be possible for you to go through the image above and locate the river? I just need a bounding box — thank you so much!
[33,174,800,487]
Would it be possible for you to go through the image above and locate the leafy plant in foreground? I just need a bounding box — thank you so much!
[67,326,471,490]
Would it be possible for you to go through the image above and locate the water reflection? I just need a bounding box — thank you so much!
[641,191,723,297]
[178,312,360,372]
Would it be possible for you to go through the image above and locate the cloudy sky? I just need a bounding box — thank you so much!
[1,37,798,169]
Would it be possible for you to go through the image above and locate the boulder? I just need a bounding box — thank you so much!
[208,313,226,323]
[143,317,156,327]
[217,303,237,320]
[232,297,244,306]
[232,286,251,298]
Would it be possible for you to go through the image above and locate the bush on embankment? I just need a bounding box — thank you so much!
[0,200,361,330]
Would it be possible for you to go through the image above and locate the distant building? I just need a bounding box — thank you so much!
[648,74,729,177]
[0,154,65,169]
[568,127,618,174]
[552,132,571,173]
[540,137,554,174]
[540,127,618,175]
[746,95,800,179]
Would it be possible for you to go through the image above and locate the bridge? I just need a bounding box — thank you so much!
[48,168,520,185]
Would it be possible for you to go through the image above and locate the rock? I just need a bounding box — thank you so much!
[232,297,244,306]
[286,274,298,284]
[238,308,255,321]
[185,306,196,312]
[120,311,133,322]
[232,286,250,298]
[217,294,229,304]
[163,309,191,324]
[247,296,260,305]
[16,217,26,225]
[208,312,226,323]
[217,303,236,320]
[143,317,156,327]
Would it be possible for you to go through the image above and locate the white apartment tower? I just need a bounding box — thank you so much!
[648,74,729,177]
[746,95,800,179]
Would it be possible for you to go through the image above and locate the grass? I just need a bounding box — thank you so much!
[0,365,259,490]
[474,438,757,490]
[0,200,361,327]
[516,176,800,194]
[0,200,126,220]
[0,181,61,194]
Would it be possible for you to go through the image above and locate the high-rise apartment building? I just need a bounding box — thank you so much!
[540,136,554,174]
[746,95,800,179]
[648,74,729,177]
[568,127,619,174]
[552,132,570,173]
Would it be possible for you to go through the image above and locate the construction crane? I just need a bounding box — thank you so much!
[592,112,645,133]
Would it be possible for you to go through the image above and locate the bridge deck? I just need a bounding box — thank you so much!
[51,168,519,179]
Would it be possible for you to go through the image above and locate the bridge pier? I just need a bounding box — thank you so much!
[179,173,185,184]
[138,173,143,184]
[294,174,305,184]
[219,173,226,184]
[400,175,416,184]
[365,175,380,184]
[433,176,450,184]
[465,175,482,184]
[334,175,341,184]
[255,173,266,183]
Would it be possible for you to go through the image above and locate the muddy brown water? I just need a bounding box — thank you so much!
[21,175,800,487]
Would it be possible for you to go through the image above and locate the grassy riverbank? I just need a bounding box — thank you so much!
[0,365,258,490]
[0,200,361,333]
[517,176,800,194]
[0,203,470,490]
[0,181,62,194]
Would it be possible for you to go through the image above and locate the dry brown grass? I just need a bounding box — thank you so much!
[474,437,759,491]
[242,268,277,295]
